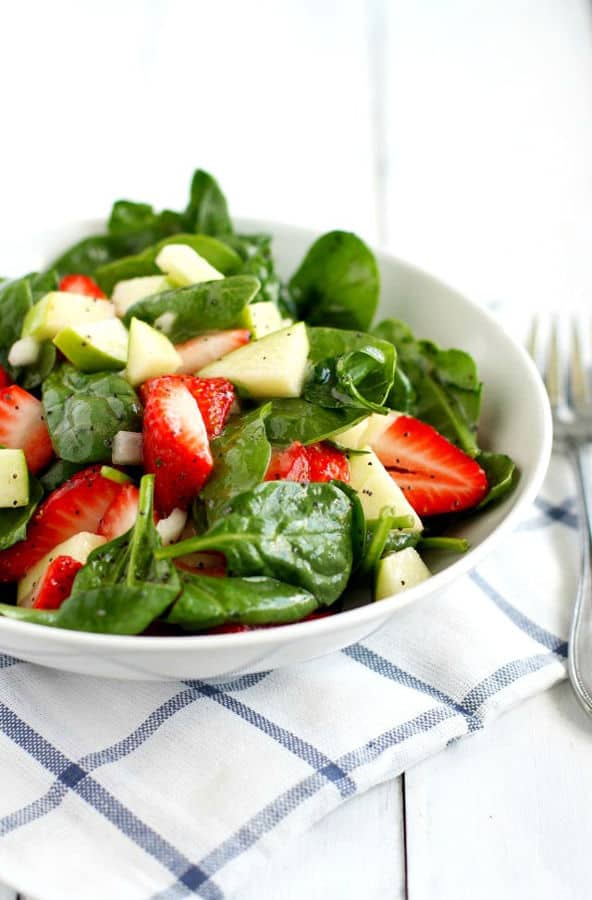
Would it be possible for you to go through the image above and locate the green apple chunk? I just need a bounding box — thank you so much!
[335,411,399,450]
[126,317,181,387]
[111,275,172,317]
[348,446,423,530]
[17,532,107,607]
[375,547,431,601]
[0,449,29,508]
[240,303,285,339]
[199,321,309,398]
[22,292,115,341]
[156,244,223,287]
[53,319,129,372]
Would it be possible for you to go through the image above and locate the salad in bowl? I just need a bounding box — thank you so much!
[0,169,518,638]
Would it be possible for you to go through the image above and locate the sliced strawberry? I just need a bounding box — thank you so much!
[98,483,140,540]
[306,442,350,483]
[140,376,235,439]
[372,414,488,516]
[175,330,250,375]
[0,385,53,473]
[59,274,106,299]
[32,555,82,610]
[0,465,121,582]
[0,365,11,389]
[265,442,309,482]
[142,379,213,516]
[264,441,349,483]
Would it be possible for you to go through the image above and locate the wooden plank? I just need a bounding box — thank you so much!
[405,683,592,900]
[245,778,405,900]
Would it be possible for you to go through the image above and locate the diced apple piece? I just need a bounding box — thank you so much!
[240,303,285,339]
[198,321,309,398]
[53,319,129,372]
[111,275,172,317]
[156,244,223,287]
[7,337,40,367]
[0,449,29,508]
[21,292,114,341]
[348,446,422,530]
[175,330,250,374]
[125,318,181,387]
[375,547,431,601]
[17,532,106,607]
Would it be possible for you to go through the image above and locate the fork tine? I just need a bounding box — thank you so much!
[570,320,590,409]
[545,317,562,409]
[526,317,539,360]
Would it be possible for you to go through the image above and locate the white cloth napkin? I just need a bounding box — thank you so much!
[0,453,577,899]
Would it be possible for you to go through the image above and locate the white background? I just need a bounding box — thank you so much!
[1,2,592,898]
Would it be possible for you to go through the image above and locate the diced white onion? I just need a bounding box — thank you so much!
[156,508,188,546]
[112,431,143,465]
[8,337,40,367]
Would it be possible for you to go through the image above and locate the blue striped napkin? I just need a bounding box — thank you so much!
[0,455,575,899]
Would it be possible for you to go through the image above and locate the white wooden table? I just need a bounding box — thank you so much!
[1,1,591,897]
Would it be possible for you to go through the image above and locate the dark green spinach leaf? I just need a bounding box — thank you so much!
[184,169,233,236]
[123,275,260,343]
[200,406,272,524]
[95,233,242,295]
[476,451,519,509]
[54,474,179,633]
[40,460,87,493]
[167,574,318,631]
[373,319,482,455]
[264,399,367,446]
[108,200,185,241]
[42,365,142,463]
[157,480,356,606]
[0,477,43,552]
[19,342,57,391]
[288,231,379,330]
[225,233,282,305]
[0,275,34,376]
[304,327,396,412]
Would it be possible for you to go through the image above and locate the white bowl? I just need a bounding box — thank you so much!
[0,220,552,680]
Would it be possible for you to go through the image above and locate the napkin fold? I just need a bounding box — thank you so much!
[0,455,577,900]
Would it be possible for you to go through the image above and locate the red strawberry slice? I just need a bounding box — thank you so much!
[32,555,82,610]
[265,442,310,482]
[372,414,488,516]
[264,441,349,483]
[175,330,250,375]
[0,365,11,389]
[0,465,121,582]
[0,384,54,473]
[306,442,350,482]
[142,379,214,516]
[59,274,106,299]
[140,376,235,439]
[98,483,140,540]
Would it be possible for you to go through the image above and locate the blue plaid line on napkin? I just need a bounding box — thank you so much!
[0,485,574,899]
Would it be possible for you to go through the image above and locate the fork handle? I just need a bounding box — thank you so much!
[567,439,592,716]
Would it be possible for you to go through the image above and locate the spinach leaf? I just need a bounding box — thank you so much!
[304,327,396,412]
[360,508,413,576]
[108,200,185,240]
[373,319,482,456]
[167,574,318,631]
[0,604,58,627]
[388,366,415,413]
[157,480,356,606]
[123,275,260,343]
[40,460,86,493]
[225,233,282,305]
[476,451,519,509]
[0,477,43,551]
[95,233,242,296]
[184,169,233,236]
[55,475,180,634]
[288,231,379,330]
[50,234,137,277]
[264,398,367,446]
[200,406,272,524]
[0,275,34,376]
[19,342,57,391]
[42,365,142,463]
[30,270,59,301]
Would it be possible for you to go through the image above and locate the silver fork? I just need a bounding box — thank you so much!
[529,317,592,716]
